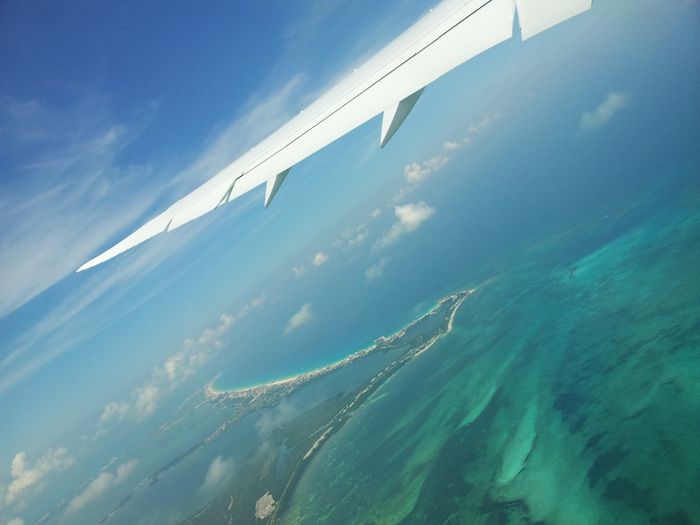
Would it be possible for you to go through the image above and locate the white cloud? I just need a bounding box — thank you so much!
[312,251,329,266]
[365,257,389,281]
[375,202,435,249]
[402,153,451,186]
[201,456,234,494]
[335,208,384,251]
[442,140,461,151]
[284,303,314,335]
[100,296,265,423]
[100,401,129,423]
[292,251,329,277]
[466,113,503,136]
[255,400,300,437]
[7,518,24,525]
[404,162,432,185]
[3,448,74,506]
[579,92,630,131]
[67,459,138,512]
[133,385,161,420]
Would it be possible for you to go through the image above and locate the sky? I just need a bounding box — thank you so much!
[1,0,699,524]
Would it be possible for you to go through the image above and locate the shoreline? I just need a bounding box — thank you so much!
[205,288,475,402]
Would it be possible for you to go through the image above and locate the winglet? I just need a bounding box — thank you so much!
[264,168,291,208]
[515,0,591,41]
[380,88,424,148]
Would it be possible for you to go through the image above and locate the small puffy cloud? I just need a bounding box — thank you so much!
[467,112,503,136]
[404,162,432,185]
[201,456,235,494]
[375,202,435,249]
[133,385,161,420]
[401,151,457,189]
[336,208,383,250]
[580,92,630,131]
[68,459,138,512]
[284,303,314,335]
[337,223,369,249]
[100,401,129,423]
[365,258,389,281]
[312,251,329,266]
[7,518,24,525]
[292,265,307,279]
[442,140,461,151]
[3,448,74,505]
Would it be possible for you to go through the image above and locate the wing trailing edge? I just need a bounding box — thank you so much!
[77,0,591,272]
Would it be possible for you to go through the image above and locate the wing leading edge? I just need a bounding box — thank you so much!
[77,0,590,272]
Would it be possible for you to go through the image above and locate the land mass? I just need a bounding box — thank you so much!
[99,288,474,525]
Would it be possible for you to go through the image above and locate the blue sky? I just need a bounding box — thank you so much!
[1,0,698,523]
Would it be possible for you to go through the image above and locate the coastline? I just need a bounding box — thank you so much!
[205,288,475,402]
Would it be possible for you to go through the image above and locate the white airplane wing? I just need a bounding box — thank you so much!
[78,0,590,272]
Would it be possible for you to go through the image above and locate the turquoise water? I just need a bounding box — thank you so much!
[280,174,700,524]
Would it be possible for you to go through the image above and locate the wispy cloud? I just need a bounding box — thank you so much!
[0,222,208,397]
[292,265,307,279]
[200,456,235,494]
[100,296,265,423]
[0,75,309,396]
[0,97,158,319]
[283,303,314,335]
[375,202,435,250]
[579,91,631,132]
[334,208,383,251]
[255,399,300,438]
[169,75,305,191]
[365,257,389,281]
[2,448,74,507]
[67,459,138,512]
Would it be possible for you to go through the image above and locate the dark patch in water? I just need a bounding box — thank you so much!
[570,415,587,433]
[651,510,696,525]
[588,447,628,488]
[553,390,585,418]
[552,389,590,433]
[603,477,653,513]
[397,390,505,524]
[479,495,536,525]
[584,431,607,452]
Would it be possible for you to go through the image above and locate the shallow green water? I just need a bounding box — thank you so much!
[280,175,700,524]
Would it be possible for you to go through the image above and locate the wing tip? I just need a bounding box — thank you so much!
[76,260,94,273]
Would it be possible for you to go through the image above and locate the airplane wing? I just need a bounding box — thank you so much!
[77,0,591,272]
